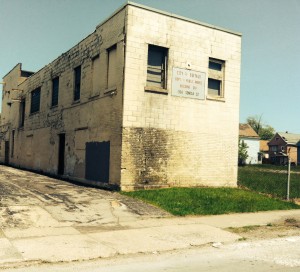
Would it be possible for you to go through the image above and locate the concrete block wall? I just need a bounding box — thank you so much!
[0,7,127,186]
[121,5,241,190]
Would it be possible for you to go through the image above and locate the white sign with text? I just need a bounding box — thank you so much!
[171,67,205,100]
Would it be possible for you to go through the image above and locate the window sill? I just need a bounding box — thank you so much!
[29,111,40,116]
[104,87,117,95]
[145,86,168,94]
[50,105,58,110]
[89,94,100,100]
[72,100,80,105]
[206,95,225,102]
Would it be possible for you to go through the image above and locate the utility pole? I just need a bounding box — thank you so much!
[287,148,291,201]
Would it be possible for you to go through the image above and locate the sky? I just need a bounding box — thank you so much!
[0,0,299,133]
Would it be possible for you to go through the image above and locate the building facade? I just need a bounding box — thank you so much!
[0,2,242,190]
[268,132,300,165]
[239,124,261,164]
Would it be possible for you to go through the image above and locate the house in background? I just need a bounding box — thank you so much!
[268,132,300,165]
[260,140,269,163]
[239,124,261,164]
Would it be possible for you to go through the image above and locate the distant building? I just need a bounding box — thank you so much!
[239,124,261,164]
[260,140,269,163]
[0,2,241,190]
[268,132,300,165]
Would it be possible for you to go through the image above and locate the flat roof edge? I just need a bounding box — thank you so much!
[127,1,242,37]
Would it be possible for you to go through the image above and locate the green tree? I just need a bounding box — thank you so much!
[247,115,275,140]
[238,140,249,166]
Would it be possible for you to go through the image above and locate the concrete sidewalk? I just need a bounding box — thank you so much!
[1,209,300,268]
[0,166,299,269]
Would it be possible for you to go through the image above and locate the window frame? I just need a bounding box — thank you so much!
[19,97,26,127]
[207,58,225,99]
[30,87,41,114]
[145,44,168,93]
[74,65,81,101]
[51,76,59,107]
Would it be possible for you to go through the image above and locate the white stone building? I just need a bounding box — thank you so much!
[0,2,242,190]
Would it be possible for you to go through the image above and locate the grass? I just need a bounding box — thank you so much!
[238,166,300,199]
[243,164,300,172]
[122,187,299,216]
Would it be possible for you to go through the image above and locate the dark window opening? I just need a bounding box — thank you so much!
[30,87,41,114]
[20,98,25,127]
[51,77,59,107]
[74,66,81,101]
[208,78,221,96]
[209,60,222,71]
[147,45,168,89]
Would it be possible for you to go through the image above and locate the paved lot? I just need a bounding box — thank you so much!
[0,166,169,231]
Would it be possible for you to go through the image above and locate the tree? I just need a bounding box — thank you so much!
[246,115,275,140]
[238,140,249,166]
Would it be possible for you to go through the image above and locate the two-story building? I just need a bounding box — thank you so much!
[268,132,300,165]
[0,2,242,190]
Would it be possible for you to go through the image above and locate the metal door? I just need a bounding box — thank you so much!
[85,141,110,183]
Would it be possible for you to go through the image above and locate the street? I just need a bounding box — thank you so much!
[3,236,300,272]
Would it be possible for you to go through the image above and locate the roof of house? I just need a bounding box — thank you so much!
[239,124,259,139]
[260,140,269,152]
[277,132,300,145]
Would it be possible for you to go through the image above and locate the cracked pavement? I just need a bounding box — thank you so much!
[0,165,170,231]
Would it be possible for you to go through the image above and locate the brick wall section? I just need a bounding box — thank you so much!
[121,5,241,190]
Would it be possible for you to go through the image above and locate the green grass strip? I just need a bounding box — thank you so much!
[122,187,299,216]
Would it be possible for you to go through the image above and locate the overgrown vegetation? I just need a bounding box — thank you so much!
[122,187,299,216]
[238,165,300,199]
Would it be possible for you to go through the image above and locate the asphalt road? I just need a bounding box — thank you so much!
[3,236,300,272]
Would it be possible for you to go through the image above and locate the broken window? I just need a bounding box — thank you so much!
[147,45,168,89]
[51,76,59,107]
[208,58,225,97]
[107,45,117,89]
[30,87,41,114]
[74,65,81,101]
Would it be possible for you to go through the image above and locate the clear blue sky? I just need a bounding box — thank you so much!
[1,0,299,133]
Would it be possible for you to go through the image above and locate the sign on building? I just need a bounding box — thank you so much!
[171,67,206,100]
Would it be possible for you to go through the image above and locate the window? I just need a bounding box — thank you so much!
[91,54,100,97]
[74,66,81,101]
[208,58,225,97]
[107,45,117,89]
[147,45,168,89]
[270,146,278,152]
[19,98,25,127]
[51,77,59,107]
[30,87,41,114]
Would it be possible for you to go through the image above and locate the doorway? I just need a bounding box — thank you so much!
[85,141,110,183]
[58,134,65,175]
[4,141,9,165]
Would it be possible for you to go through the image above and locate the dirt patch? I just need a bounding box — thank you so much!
[226,217,300,241]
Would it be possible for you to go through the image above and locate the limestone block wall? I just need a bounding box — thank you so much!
[121,5,241,190]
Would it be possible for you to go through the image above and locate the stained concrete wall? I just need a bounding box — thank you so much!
[121,4,241,190]
[1,3,241,191]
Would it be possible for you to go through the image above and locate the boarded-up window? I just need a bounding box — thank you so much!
[51,77,59,107]
[74,66,81,101]
[30,87,41,114]
[91,54,100,97]
[208,58,225,97]
[147,45,168,89]
[107,45,117,89]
